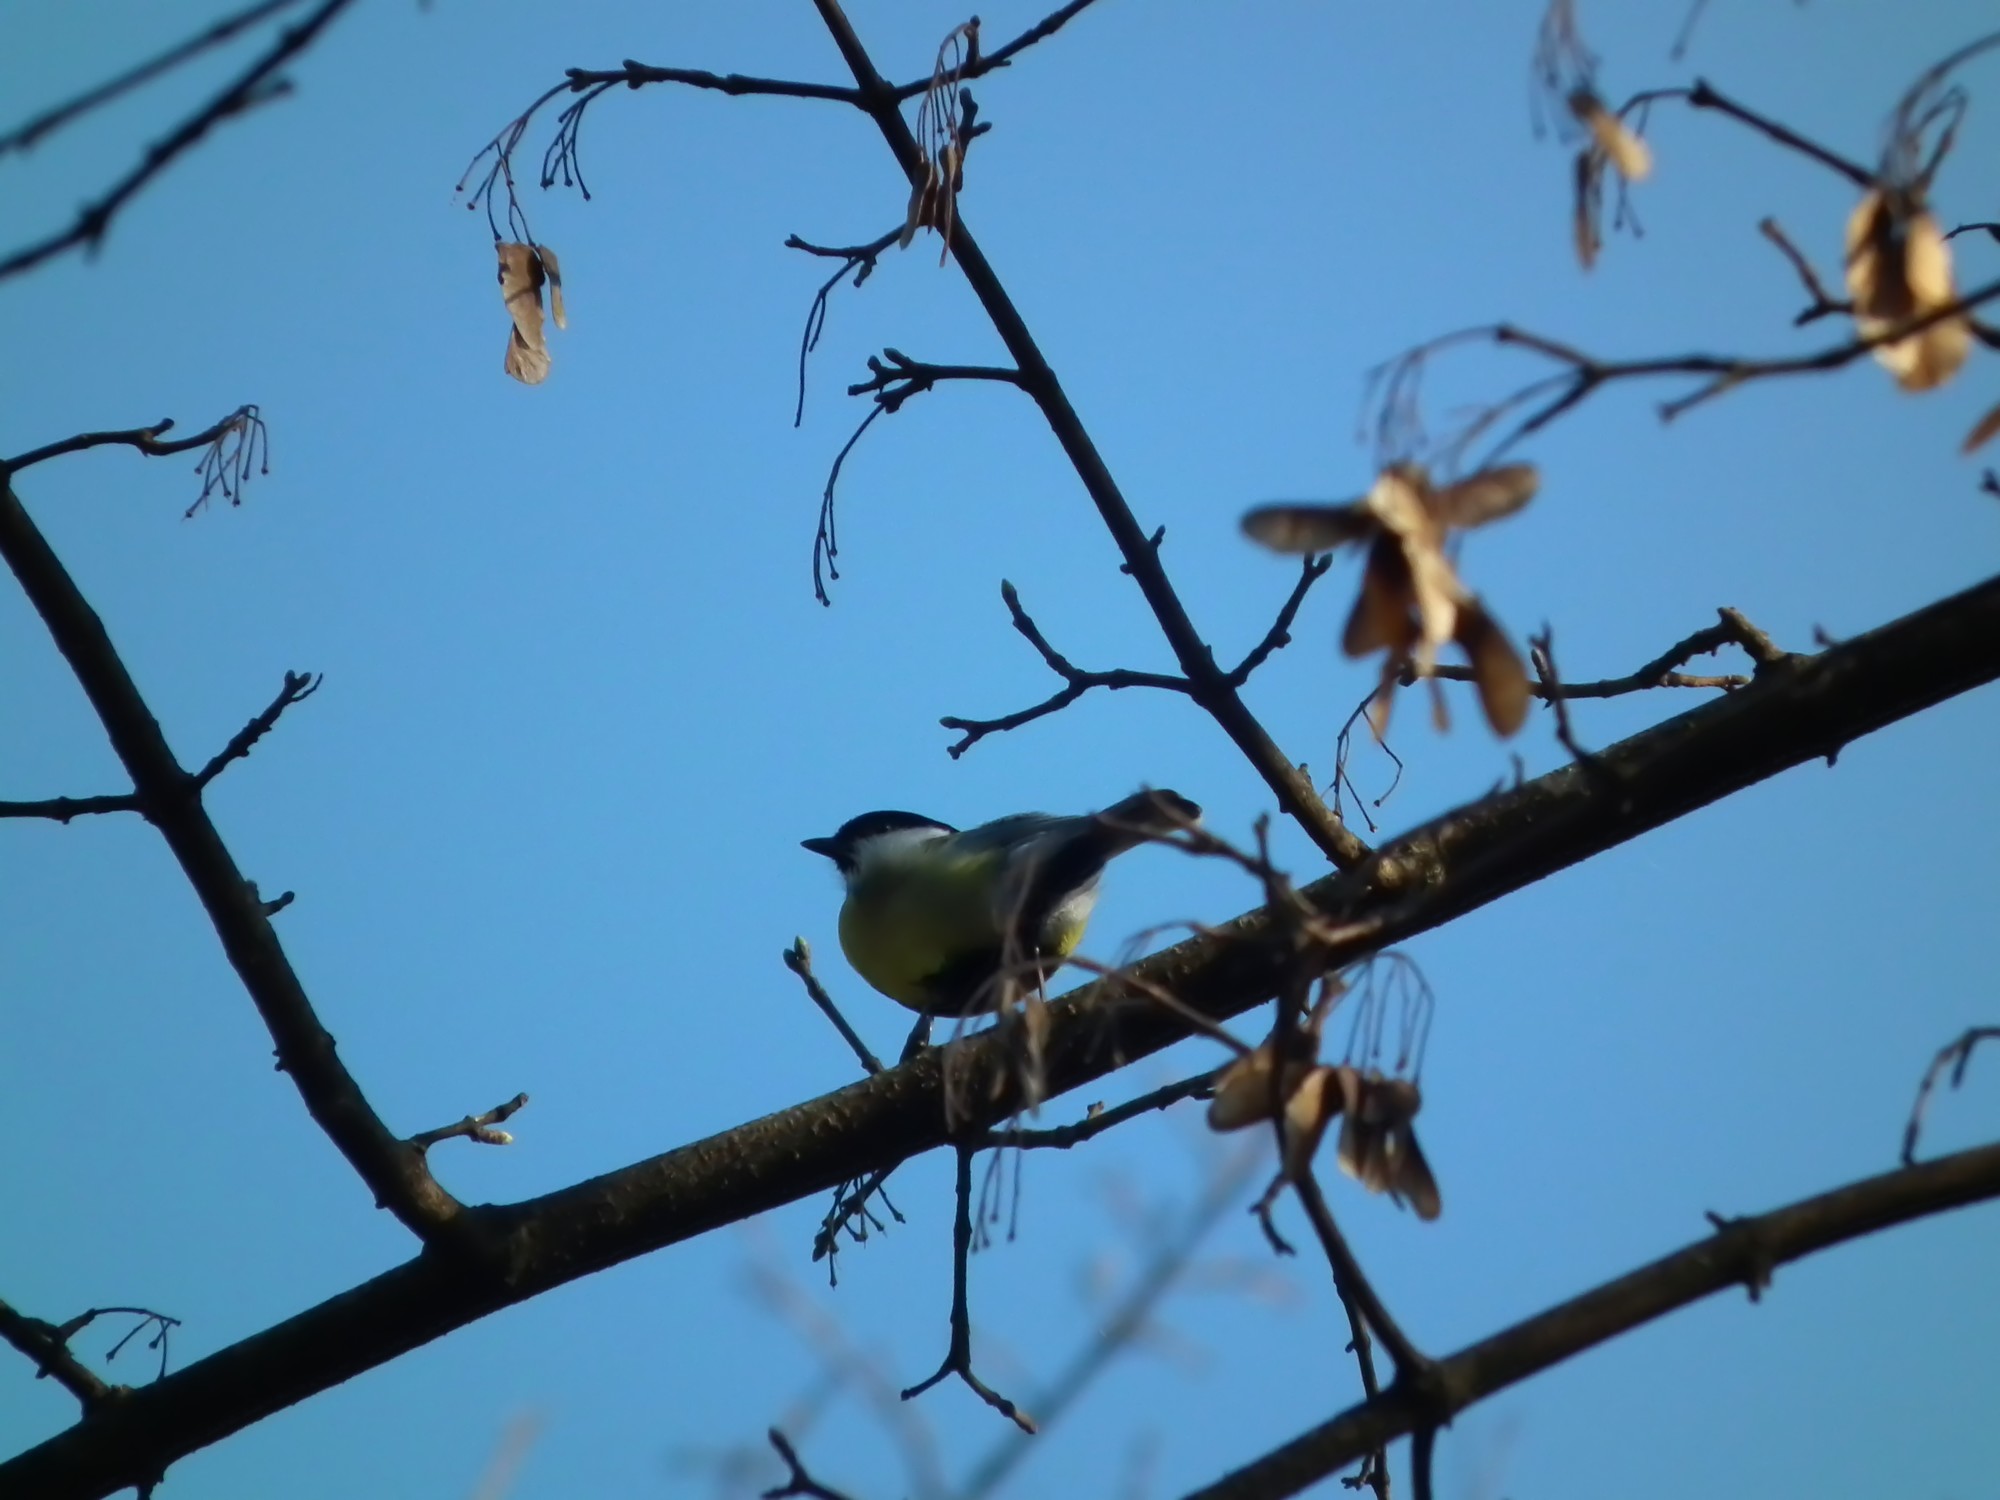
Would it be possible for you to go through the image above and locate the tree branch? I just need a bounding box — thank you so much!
[942,580,1193,757]
[899,1146,1034,1432]
[885,0,1109,100]
[0,792,141,823]
[408,1093,530,1153]
[10,568,2000,1499]
[0,1300,116,1411]
[1229,555,1335,687]
[1180,1139,2000,1500]
[806,0,1370,870]
[0,480,461,1243]
[191,671,321,789]
[1412,607,1780,701]
[0,0,358,283]
[562,61,860,104]
[982,1070,1216,1150]
[0,0,309,158]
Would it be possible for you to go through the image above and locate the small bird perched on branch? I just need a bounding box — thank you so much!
[803,788,1200,1049]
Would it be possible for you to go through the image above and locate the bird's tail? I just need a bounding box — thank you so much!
[1091,788,1202,855]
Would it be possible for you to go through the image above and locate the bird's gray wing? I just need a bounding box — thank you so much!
[946,812,1082,858]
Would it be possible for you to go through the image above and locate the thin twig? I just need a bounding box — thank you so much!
[762,1429,862,1500]
[1683,78,1872,186]
[1901,1026,2000,1165]
[886,0,1109,100]
[1291,1173,1434,1383]
[983,1070,1216,1150]
[785,940,883,1075]
[812,1168,905,1272]
[0,792,140,822]
[1757,217,1849,325]
[847,349,1027,410]
[408,1094,530,1152]
[900,1146,1035,1432]
[0,0,309,157]
[943,580,1192,755]
[786,228,901,425]
[0,0,358,282]
[1230,555,1335,687]
[192,671,321,789]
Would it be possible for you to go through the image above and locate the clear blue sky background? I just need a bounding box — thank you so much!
[4,3,1998,1497]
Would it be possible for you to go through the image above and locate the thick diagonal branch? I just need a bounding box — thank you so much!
[9,569,2000,1499]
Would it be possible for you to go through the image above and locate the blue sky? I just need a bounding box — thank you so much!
[3,2,1998,1497]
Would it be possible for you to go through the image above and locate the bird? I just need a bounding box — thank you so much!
[802,788,1200,1050]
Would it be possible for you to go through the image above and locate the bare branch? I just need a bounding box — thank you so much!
[808,0,1371,870]
[900,1146,1035,1433]
[1679,77,1872,186]
[0,481,462,1243]
[847,348,1027,410]
[1409,606,1767,701]
[1229,555,1335,687]
[0,792,140,823]
[942,580,1192,756]
[984,1070,1216,1150]
[786,939,884,1076]
[786,228,902,425]
[408,1094,530,1153]
[0,1300,116,1411]
[0,0,358,283]
[1758,217,1849,325]
[0,0,310,158]
[1181,1139,2000,1500]
[5,407,268,492]
[886,0,1110,100]
[1902,1026,2000,1165]
[762,1429,863,1500]
[192,671,321,790]
[1369,276,2000,467]
[1291,1173,1432,1383]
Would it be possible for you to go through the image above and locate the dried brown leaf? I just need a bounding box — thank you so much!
[497,242,553,386]
[538,245,566,330]
[1568,87,1651,183]
[1572,150,1601,271]
[1333,1071,1441,1220]
[1431,463,1540,530]
[1457,600,1530,738]
[1845,189,1970,392]
[1280,1064,1339,1181]
[1365,466,1463,664]
[1342,536,1416,658]
[1207,1046,1278,1131]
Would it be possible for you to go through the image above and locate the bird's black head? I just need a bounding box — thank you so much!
[801,810,956,875]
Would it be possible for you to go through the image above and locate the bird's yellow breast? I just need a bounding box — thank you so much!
[836,848,1095,1013]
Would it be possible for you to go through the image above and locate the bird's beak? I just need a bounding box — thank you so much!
[800,836,841,861]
